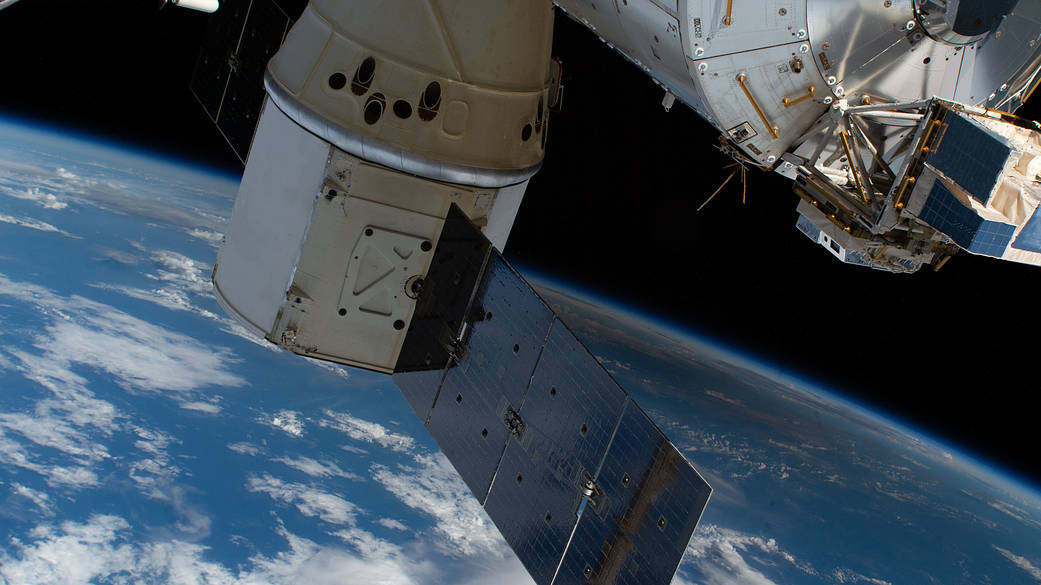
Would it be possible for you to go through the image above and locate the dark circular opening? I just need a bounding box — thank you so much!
[516,474,523,483]
[393,319,405,330]
[657,516,667,528]
[421,81,441,108]
[295,297,302,303]
[326,189,337,200]
[418,82,442,121]
[364,94,386,125]
[365,228,374,237]
[338,308,347,316]
[455,393,463,404]
[481,428,488,437]
[923,57,932,64]
[513,344,520,354]
[549,386,557,396]
[393,99,413,119]
[420,240,432,252]
[580,423,588,435]
[545,513,552,522]
[584,566,593,576]
[622,473,630,485]
[521,124,533,142]
[351,57,376,95]
[328,72,347,90]
[485,311,493,321]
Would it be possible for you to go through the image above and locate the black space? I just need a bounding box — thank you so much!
[1,2,1038,486]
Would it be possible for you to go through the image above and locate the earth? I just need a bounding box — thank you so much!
[0,117,1040,585]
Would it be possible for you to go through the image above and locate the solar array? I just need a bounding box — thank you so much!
[394,205,711,585]
[918,182,1016,257]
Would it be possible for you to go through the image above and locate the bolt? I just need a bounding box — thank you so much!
[695,47,705,57]
[906,20,916,30]
[766,155,777,163]
[823,96,834,105]
[826,76,837,86]
[835,86,845,97]
[800,43,810,53]
[697,62,708,73]
[797,28,807,39]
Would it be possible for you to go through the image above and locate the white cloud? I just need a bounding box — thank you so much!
[0,274,242,491]
[994,545,1041,582]
[0,274,245,395]
[0,515,137,585]
[127,426,182,500]
[273,455,358,480]
[2,186,68,209]
[178,400,222,414]
[0,411,110,462]
[247,474,358,526]
[989,500,1041,531]
[0,213,77,237]
[89,282,220,321]
[0,515,433,585]
[264,410,305,437]
[377,518,408,531]
[10,483,54,515]
[186,228,223,244]
[831,568,894,585]
[330,527,403,558]
[682,524,819,585]
[372,452,507,558]
[321,410,415,453]
[227,442,262,456]
[149,250,212,296]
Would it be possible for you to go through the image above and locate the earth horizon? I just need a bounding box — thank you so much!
[0,117,1039,585]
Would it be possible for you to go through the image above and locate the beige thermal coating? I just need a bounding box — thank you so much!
[266,0,555,181]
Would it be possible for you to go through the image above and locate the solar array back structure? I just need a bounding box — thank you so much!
[190,0,306,162]
[394,205,711,585]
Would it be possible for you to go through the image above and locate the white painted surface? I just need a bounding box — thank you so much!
[213,100,331,336]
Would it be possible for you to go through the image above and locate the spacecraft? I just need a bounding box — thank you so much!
[188,1,1041,584]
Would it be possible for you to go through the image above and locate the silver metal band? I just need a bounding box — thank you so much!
[263,70,541,189]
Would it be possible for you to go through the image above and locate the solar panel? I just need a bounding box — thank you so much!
[393,210,491,422]
[484,318,630,583]
[190,0,303,162]
[1012,205,1041,253]
[392,205,711,585]
[918,181,1015,257]
[555,403,711,585]
[928,112,1012,205]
